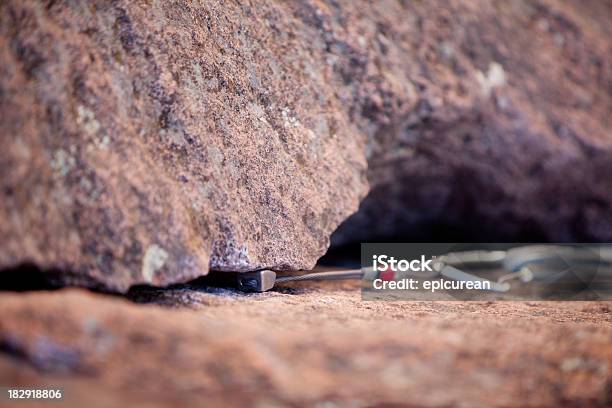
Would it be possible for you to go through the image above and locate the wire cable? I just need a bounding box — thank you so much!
[275,269,363,283]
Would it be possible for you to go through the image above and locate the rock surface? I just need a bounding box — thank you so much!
[1,286,611,407]
[0,0,369,291]
[1,0,611,292]
[331,0,612,243]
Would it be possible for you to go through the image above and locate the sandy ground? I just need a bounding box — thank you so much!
[0,280,611,407]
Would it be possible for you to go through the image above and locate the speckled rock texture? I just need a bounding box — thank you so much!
[1,287,611,407]
[331,0,612,244]
[0,0,369,291]
[1,0,611,292]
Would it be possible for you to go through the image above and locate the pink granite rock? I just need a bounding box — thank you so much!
[1,0,611,292]
[330,0,612,244]
[0,0,368,291]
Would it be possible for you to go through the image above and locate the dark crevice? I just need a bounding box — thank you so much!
[0,264,124,297]
[0,263,61,292]
[323,219,550,268]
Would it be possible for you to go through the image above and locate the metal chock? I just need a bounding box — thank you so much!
[236,270,277,292]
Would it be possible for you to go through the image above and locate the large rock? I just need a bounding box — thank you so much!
[331,0,612,244]
[0,0,368,291]
[1,0,611,291]
[1,289,611,407]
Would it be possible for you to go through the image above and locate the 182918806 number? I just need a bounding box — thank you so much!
[6,389,63,400]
